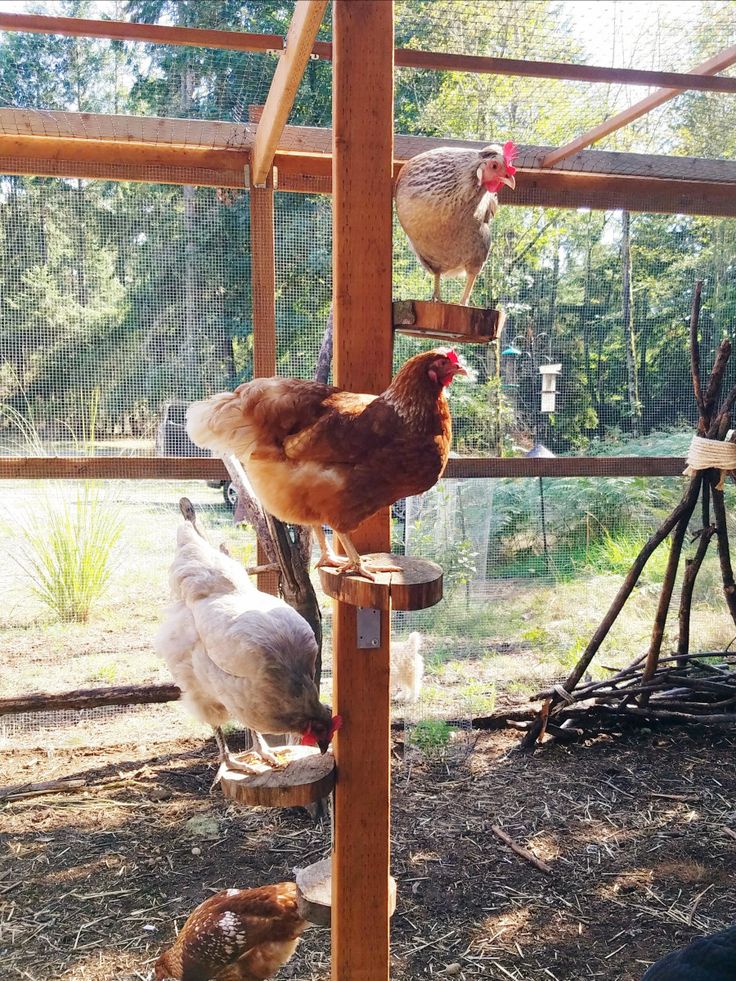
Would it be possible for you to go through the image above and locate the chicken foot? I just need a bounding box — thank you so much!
[334,532,402,581]
[314,525,401,582]
[212,726,282,782]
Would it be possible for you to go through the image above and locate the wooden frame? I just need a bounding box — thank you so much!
[250,0,328,186]
[3,112,736,217]
[4,11,736,94]
[543,45,736,167]
[331,3,394,978]
[0,457,691,480]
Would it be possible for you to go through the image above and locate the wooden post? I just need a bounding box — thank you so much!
[331,2,394,979]
[249,169,279,595]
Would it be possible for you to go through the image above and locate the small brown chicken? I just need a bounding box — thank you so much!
[154,883,308,981]
[395,142,518,305]
[187,348,467,580]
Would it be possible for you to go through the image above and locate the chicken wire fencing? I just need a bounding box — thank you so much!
[1,175,735,751]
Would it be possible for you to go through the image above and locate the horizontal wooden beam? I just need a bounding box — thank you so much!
[4,12,736,94]
[0,456,688,481]
[392,48,736,94]
[0,107,252,147]
[251,0,328,186]
[543,44,736,167]
[0,11,285,53]
[3,116,736,215]
[393,299,503,343]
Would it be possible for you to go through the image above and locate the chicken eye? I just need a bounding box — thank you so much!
[492,162,498,169]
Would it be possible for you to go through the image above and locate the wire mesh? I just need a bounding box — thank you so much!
[1,0,736,751]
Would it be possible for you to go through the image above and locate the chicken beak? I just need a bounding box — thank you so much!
[318,739,330,754]
[501,173,516,190]
[452,363,469,377]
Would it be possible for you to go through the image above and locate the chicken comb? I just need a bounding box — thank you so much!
[446,348,460,365]
[503,141,519,175]
[329,715,343,737]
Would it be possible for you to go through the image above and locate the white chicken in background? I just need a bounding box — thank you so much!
[155,508,340,773]
[395,141,518,305]
[390,632,424,703]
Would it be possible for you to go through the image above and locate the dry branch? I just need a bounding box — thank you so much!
[491,826,553,875]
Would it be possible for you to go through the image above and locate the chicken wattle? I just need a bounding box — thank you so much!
[395,141,518,305]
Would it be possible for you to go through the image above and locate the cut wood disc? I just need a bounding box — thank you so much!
[295,856,397,927]
[393,298,504,344]
[218,745,335,808]
[318,553,443,611]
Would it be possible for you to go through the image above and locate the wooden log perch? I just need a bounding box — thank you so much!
[217,745,335,808]
[0,683,181,717]
[393,299,504,344]
[491,825,553,875]
[295,856,397,927]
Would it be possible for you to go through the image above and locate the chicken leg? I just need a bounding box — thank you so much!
[459,271,478,306]
[431,271,442,302]
[314,525,401,581]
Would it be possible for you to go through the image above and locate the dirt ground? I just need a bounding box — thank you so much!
[1,722,735,981]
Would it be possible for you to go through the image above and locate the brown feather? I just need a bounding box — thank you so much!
[154,883,307,981]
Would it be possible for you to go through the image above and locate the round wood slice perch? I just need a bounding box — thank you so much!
[318,554,443,611]
[295,857,397,927]
[218,746,335,808]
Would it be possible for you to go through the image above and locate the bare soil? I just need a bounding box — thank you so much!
[1,722,735,981]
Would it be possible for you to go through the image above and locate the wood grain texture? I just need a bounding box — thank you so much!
[393,299,503,344]
[0,455,689,480]
[319,555,443,612]
[251,0,328,185]
[296,857,397,928]
[0,683,180,717]
[0,11,286,52]
[331,3,394,978]
[218,745,335,808]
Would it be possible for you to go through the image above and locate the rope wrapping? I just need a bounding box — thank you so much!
[683,435,736,490]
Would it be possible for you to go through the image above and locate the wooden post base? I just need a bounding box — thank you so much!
[394,299,505,344]
[296,857,397,927]
[218,745,335,808]
[319,553,443,611]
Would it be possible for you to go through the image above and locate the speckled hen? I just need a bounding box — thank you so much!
[154,883,308,980]
[395,141,518,305]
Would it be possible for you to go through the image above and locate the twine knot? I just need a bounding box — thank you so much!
[683,435,736,490]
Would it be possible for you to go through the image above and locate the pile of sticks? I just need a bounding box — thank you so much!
[523,282,736,746]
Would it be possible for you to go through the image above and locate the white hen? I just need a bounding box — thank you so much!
[155,520,340,772]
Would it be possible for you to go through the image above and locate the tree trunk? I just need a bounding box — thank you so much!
[621,210,641,431]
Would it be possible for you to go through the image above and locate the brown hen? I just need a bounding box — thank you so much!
[187,348,466,579]
[154,883,308,981]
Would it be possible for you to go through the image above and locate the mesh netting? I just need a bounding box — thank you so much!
[2,0,736,749]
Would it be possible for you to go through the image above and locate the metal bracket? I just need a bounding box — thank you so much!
[356,607,381,649]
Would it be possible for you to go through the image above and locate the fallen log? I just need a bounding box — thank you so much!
[0,683,181,717]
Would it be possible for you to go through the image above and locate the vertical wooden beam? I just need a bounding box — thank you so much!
[251,0,329,186]
[331,2,394,980]
[249,169,279,595]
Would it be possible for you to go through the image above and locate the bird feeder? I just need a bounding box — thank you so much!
[296,857,397,928]
[539,363,562,413]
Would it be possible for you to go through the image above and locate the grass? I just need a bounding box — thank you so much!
[14,482,124,622]
[2,459,735,743]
